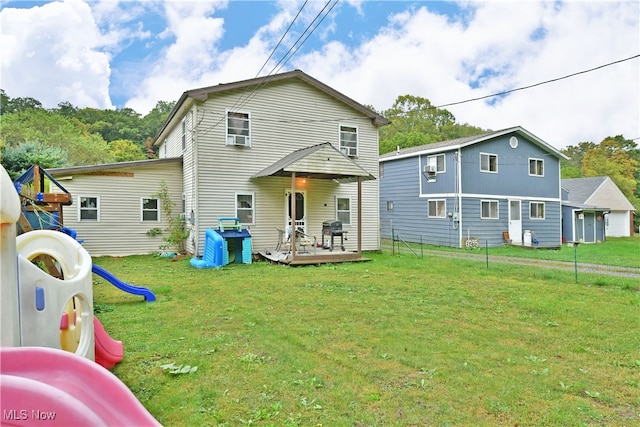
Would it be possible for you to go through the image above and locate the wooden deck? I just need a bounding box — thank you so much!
[257,247,371,266]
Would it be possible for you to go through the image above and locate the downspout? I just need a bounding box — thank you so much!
[192,104,199,256]
[457,148,463,248]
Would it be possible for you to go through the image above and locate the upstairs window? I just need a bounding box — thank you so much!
[226,111,251,147]
[529,158,544,176]
[339,125,358,157]
[336,197,351,225]
[142,198,160,222]
[530,202,545,219]
[79,196,99,221]
[428,199,446,218]
[386,201,394,211]
[480,153,498,173]
[426,154,445,173]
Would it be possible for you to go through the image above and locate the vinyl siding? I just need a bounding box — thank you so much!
[160,78,381,255]
[52,162,183,256]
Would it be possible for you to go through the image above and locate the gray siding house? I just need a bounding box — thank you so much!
[379,127,568,248]
[562,176,635,240]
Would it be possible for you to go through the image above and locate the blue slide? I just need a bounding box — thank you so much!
[190,228,224,268]
[92,264,156,302]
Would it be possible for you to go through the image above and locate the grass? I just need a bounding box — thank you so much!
[388,235,640,268]
[92,245,640,426]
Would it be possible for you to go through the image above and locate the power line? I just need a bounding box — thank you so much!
[435,54,640,109]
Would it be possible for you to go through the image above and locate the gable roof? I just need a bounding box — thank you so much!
[155,69,389,144]
[562,176,635,211]
[379,126,569,162]
[252,142,375,182]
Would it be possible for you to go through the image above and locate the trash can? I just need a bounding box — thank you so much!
[523,230,532,246]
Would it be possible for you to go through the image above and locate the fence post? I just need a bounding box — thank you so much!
[485,240,489,268]
[573,243,578,283]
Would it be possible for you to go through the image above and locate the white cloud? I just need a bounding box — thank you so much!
[0,0,113,109]
[291,1,639,148]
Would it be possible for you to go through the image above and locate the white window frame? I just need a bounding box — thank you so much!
[480,200,499,219]
[480,152,498,173]
[181,118,186,151]
[427,154,446,173]
[162,139,167,158]
[226,110,251,147]
[529,158,544,176]
[79,196,100,222]
[141,197,160,222]
[336,196,352,226]
[428,199,446,218]
[530,201,545,220]
[235,192,255,225]
[386,200,394,211]
[339,124,358,157]
[379,163,384,178]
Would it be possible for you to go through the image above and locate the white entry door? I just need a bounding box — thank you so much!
[509,199,522,243]
[285,191,306,232]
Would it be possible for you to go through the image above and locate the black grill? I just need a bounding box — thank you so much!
[322,220,347,251]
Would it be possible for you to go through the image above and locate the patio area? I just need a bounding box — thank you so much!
[257,245,371,266]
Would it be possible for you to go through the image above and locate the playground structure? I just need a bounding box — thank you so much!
[1,164,159,425]
[191,217,252,268]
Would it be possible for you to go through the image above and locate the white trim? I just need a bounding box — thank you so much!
[480,152,498,173]
[336,196,352,226]
[235,192,255,225]
[480,199,499,219]
[226,109,251,147]
[78,195,100,222]
[529,201,545,220]
[427,199,446,218]
[338,123,359,157]
[528,157,544,177]
[141,197,160,222]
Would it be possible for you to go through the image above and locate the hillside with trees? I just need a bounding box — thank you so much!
[1,89,637,230]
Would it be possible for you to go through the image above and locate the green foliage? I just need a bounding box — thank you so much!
[379,94,487,154]
[108,139,147,162]
[0,141,67,179]
[155,180,189,254]
[0,109,114,167]
[93,245,639,426]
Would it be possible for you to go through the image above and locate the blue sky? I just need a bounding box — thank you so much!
[1,1,638,148]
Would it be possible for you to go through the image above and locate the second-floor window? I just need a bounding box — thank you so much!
[427,154,445,173]
[339,125,358,157]
[227,111,251,147]
[480,153,498,173]
[529,158,544,176]
[79,196,99,221]
[142,198,159,221]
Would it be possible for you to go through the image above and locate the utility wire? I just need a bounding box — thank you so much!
[436,53,640,109]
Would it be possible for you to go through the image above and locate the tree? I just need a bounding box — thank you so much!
[1,109,114,166]
[561,142,596,178]
[581,136,638,197]
[378,94,487,154]
[1,141,67,179]
[108,139,147,162]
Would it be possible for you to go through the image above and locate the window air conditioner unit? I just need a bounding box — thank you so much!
[423,165,437,175]
[341,147,357,157]
[227,135,250,146]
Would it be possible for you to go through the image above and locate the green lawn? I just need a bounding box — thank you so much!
[93,247,639,426]
[387,235,640,268]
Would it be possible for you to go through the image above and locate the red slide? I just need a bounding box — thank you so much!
[0,347,160,426]
[93,317,124,369]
